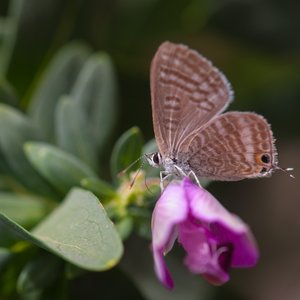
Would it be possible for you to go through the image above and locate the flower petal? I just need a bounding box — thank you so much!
[178,220,230,285]
[151,180,188,288]
[153,249,174,289]
[152,180,188,251]
[209,222,258,267]
[184,178,245,231]
[183,178,259,268]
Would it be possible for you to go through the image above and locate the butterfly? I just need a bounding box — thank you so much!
[146,41,279,185]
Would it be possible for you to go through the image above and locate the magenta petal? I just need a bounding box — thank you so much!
[151,181,188,288]
[152,181,188,249]
[184,178,259,268]
[178,221,230,285]
[153,249,174,289]
[184,178,246,231]
[209,222,259,267]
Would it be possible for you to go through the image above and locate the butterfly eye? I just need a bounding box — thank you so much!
[153,152,161,165]
[260,154,271,164]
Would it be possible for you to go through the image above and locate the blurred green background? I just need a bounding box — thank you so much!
[0,0,299,299]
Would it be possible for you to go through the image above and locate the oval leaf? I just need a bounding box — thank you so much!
[33,188,124,270]
[24,142,97,195]
[0,192,50,228]
[71,53,118,154]
[55,96,98,170]
[0,104,58,197]
[110,127,143,180]
[28,42,91,140]
[0,188,123,270]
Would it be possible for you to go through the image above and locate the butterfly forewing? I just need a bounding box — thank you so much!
[185,112,278,180]
[150,41,233,157]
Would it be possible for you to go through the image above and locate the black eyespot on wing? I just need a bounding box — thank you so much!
[261,154,270,164]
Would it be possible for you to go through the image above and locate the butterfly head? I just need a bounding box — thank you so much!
[145,152,163,168]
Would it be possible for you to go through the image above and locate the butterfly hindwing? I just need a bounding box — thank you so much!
[185,112,277,180]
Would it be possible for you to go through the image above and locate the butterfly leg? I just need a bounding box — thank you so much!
[160,171,172,191]
[172,165,202,187]
[187,170,201,187]
[174,165,188,177]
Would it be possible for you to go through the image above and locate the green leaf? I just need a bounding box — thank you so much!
[32,188,123,270]
[71,53,118,153]
[28,42,91,141]
[0,188,123,270]
[0,192,50,228]
[17,252,62,297]
[0,104,58,197]
[110,127,143,181]
[80,177,117,199]
[55,96,98,170]
[24,142,97,195]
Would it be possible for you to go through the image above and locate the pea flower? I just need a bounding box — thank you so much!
[151,178,259,289]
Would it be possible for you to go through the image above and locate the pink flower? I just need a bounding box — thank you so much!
[151,178,259,289]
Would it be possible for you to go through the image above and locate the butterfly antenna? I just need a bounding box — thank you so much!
[117,156,144,177]
[277,166,295,178]
[129,158,147,189]
[144,174,155,195]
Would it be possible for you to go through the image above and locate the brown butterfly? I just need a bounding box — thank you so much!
[146,41,280,184]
